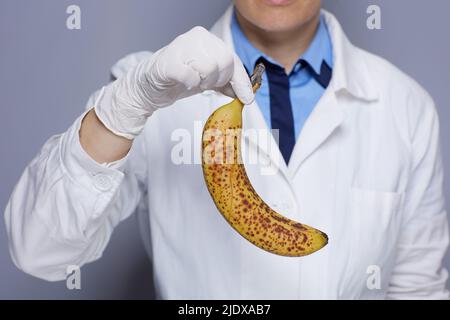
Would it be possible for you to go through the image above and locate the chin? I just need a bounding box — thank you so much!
[234,0,321,33]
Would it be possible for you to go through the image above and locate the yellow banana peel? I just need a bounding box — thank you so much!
[201,64,328,257]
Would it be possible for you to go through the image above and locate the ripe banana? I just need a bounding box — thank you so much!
[201,64,328,257]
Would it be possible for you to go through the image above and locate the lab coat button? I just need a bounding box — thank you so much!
[93,173,112,191]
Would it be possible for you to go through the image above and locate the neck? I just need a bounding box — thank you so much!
[236,12,320,73]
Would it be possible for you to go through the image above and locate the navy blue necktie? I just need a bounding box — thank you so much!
[256,57,332,164]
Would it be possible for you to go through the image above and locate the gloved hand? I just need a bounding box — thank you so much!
[94,26,255,140]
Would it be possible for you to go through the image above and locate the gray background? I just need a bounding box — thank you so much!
[0,0,448,299]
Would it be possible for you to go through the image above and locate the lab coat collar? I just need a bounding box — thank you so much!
[210,6,379,102]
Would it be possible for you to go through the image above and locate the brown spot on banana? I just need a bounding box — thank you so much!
[201,64,328,257]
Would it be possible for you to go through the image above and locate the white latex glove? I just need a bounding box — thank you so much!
[95,26,255,140]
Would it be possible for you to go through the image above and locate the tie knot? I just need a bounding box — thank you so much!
[255,57,286,75]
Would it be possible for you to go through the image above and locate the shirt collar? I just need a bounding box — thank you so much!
[230,9,333,75]
[211,6,379,102]
[302,15,333,74]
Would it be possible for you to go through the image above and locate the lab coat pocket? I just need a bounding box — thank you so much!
[343,187,404,296]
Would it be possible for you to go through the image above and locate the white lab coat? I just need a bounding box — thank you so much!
[4,7,450,299]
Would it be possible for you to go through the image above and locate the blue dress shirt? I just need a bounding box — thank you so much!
[230,11,333,140]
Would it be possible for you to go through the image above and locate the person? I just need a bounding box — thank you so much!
[4,0,449,299]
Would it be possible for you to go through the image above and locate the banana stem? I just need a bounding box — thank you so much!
[250,63,265,93]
